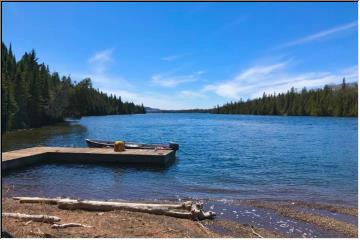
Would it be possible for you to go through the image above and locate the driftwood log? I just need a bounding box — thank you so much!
[51,223,92,229]
[2,213,61,223]
[13,197,215,220]
[13,197,193,210]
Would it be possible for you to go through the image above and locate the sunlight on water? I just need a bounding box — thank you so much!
[3,113,358,206]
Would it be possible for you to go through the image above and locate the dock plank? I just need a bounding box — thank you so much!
[2,147,50,161]
[2,147,176,171]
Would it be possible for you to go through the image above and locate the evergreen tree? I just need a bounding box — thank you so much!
[212,82,357,117]
[1,42,146,132]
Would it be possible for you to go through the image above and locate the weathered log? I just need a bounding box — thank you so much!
[2,213,61,223]
[57,201,194,219]
[198,210,216,220]
[51,223,92,229]
[190,203,216,220]
[13,197,193,210]
[58,200,214,220]
[58,199,195,212]
[13,197,215,220]
[13,197,71,205]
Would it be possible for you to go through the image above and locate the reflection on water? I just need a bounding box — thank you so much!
[2,122,87,151]
[3,163,171,200]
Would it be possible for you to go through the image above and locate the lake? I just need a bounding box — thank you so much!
[2,113,358,207]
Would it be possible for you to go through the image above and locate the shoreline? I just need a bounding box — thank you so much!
[1,112,150,135]
[2,197,357,238]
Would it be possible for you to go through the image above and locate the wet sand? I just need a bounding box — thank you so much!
[244,200,358,238]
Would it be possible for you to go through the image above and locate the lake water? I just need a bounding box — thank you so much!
[2,113,358,207]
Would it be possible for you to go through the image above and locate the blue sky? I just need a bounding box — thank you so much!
[2,2,358,109]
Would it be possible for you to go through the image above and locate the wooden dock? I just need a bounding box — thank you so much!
[2,147,176,171]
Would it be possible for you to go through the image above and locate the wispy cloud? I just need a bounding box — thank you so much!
[233,61,289,82]
[161,53,190,61]
[71,48,132,89]
[279,21,357,48]
[180,90,207,98]
[88,49,114,73]
[202,60,357,100]
[71,72,132,89]
[218,16,247,33]
[203,61,289,99]
[89,49,113,63]
[102,89,209,110]
[152,70,206,88]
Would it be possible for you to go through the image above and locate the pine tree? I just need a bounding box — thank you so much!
[213,82,357,117]
[1,42,146,132]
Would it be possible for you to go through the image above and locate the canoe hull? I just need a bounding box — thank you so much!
[85,139,179,151]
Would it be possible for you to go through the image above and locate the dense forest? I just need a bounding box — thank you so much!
[211,80,357,117]
[1,43,145,132]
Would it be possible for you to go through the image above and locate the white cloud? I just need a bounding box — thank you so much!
[71,48,132,89]
[202,61,357,100]
[101,63,357,109]
[234,61,289,82]
[88,49,114,73]
[279,21,357,48]
[161,53,190,61]
[203,61,289,99]
[89,49,113,64]
[101,89,198,110]
[180,90,207,98]
[151,70,206,88]
[71,72,132,89]
[69,45,357,110]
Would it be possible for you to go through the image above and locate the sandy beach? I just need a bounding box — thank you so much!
[2,197,357,238]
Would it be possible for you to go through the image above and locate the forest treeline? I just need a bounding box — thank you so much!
[1,43,145,132]
[211,81,357,117]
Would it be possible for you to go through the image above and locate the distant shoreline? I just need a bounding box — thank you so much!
[150,81,358,117]
[148,111,358,118]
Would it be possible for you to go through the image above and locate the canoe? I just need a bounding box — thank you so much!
[85,139,179,151]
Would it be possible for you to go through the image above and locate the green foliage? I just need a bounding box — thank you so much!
[1,43,145,132]
[211,82,358,117]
